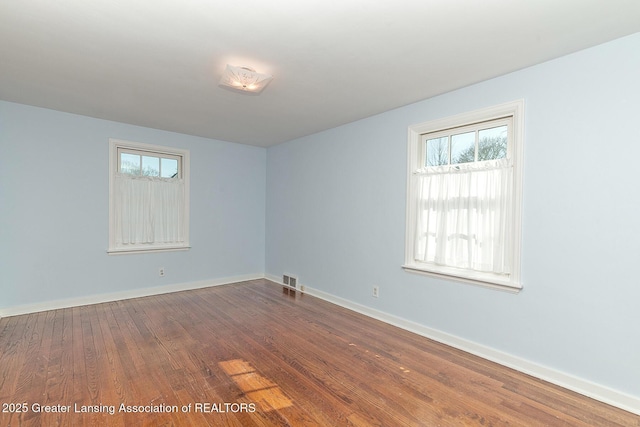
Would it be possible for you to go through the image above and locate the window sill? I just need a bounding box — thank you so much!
[402,264,522,293]
[108,245,191,255]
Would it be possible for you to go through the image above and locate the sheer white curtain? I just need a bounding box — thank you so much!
[414,159,513,275]
[114,174,185,247]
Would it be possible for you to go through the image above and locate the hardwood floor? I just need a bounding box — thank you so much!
[0,279,638,426]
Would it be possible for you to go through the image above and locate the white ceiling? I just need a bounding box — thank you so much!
[1,1,639,147]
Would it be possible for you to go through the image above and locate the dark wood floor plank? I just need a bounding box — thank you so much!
[1,279,638,426]
[37,309,71,427]
[93,302,136,426]
[121,296,200,427]
[0,315,21,398]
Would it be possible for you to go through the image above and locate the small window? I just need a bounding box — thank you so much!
[404,101,524,291]
[423,119,509,168]
[108,139,190,254]
[118,148,181,178]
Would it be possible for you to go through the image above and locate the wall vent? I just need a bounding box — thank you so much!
[282,274,298,290]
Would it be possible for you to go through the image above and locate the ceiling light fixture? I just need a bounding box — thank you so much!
[219,65,273,94]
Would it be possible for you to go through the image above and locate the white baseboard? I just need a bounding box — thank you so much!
[0,273,264,318]
[264,275,640,416]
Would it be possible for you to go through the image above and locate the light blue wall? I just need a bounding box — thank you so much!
[266,33,640,396]
[0,101,266,308]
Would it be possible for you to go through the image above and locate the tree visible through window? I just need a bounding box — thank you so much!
[425,124,508,166]
[119,150,179,178]
[404,101,524,290]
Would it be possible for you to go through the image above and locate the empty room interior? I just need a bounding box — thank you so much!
[1,1,640,426]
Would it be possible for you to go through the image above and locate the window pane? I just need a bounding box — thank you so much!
[161,158,179,178]
[142,155,160,177]
[478,125,507,161]
[120,153,140,175]
[451,131,475,164]
[426,136,449,167]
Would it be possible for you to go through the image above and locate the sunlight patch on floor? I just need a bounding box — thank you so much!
[219,359,293,411]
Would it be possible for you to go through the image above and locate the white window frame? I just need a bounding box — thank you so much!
[108,139,190,254]
[403,100,524,292]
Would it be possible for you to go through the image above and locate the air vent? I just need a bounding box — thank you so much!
[282,274,298,290]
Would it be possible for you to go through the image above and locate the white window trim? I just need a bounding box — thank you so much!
[403,100,524,292]
[108,139,190,255]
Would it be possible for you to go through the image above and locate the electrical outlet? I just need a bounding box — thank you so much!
[159,267,165,277]
[372,286,379,298]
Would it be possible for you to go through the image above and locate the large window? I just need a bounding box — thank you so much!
[108,139,190,254]
[404,100,524,291]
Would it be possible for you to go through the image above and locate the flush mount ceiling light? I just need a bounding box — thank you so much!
[219,65,273,94]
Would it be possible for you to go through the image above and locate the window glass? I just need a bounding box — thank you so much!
[425,136,449,167]
[120,153,141,175]
[451,131,475,164]
[142,155,160,177]
[161,158,179,178]
[478,125,507,161]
